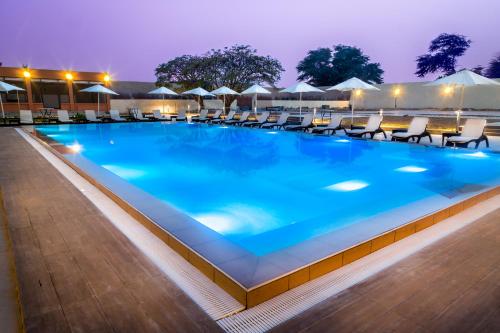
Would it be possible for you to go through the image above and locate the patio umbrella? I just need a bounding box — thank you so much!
[211,86,239,115]
[181,87,214,112]
[0,81,25,118]
[426,69,500,129]
[327,77,380,122]
[280,81,323,116]
[147,86,178,114]
[241,84,271,113]
[80,84,119,116]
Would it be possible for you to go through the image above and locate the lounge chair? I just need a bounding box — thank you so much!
[212,110,235,124]
[175,109,187,121]
[443,118,489,149]
[260,112,290,129]
[191,109,209,122]
[209,109,223,122]
[151,110,170,121]
[226,111,250,125]
[344,115,386,139]
[20,110,34,124]
[311,115,344,135]
[110,109,127,122]
[391,117,432,143]
[132,109,150,121]
[57,110,73,123]
[85,110,102,122]
[284,113,315,132]
[242,111,270,127]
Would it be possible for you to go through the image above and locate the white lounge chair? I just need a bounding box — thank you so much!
[225,111,250,125]
[344,115,386,139]
[191,109,209,122]
[260,112,290,129]
[132,109,149,121]
[110,109,127,122]
[20,110,34,124]
[85,110,101,122]
[391,117,431,143]
[443,118,489,149]
[284,113,315,132]
[311,115,344,135]
[152,110,170,121]
[212,110,235,124]
[57,110,73,123]
[175,109,187,121]
[242,111,270,127]
[209,109,223,122]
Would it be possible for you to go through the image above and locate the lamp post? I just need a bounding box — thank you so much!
[393,87,401,109]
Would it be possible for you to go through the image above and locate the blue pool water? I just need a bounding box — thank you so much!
[35,122,500,256]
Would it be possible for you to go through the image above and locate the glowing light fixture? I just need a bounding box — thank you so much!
[103,74,111,82]
[65,72,74,80]
[443,86,453,95]
[465,151,488,158]
[336,139,350,143]
[67,143,83,153]
[393,87,401,96]
[266,131,278,135]
[355,89,362,97]
[325,180,368,192]
[396,166,427,173]
[23,70,31,78]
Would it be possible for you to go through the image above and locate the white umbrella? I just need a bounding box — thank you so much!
[426,69,500,131]
[280,82,323,116]
[241,84,271,113]
[147,86,178,114]
[181,87,214,112]
[211,86,239,115]
[0,81,25,118]
[327,77,380,122]
[80,84,119,116]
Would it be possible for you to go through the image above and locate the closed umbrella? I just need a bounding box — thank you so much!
[280,81,323,116]
[147,86,178,115]
[327,77,380,122]
[241,84,271,113]
[0,81,25,118]
[80,84,119,116]
[211,86,239,115]
[181,87,213,112]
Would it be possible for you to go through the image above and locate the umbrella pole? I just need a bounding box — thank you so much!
[223,94,226,115]
[16,90,21,111]
[97,93,100,117]
[457,85,465,132]
[162,94,165,114]
[0,94,4,118]
[299,92,302,117]
[351,90,355,123]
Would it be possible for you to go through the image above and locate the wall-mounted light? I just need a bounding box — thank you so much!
[103,74,111,82]
[443,86,453,95]
[355,89,362,97]
[393,87,401,109]
[23,69,31,78]
[65,72,74,80]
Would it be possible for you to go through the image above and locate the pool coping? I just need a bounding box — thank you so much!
[24,126,500,308]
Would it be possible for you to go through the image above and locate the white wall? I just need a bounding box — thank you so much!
[110,99,226,114]
[358,81,500,110]
[256,100,349,109]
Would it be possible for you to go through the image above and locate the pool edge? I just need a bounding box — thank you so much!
[24,127,500,308]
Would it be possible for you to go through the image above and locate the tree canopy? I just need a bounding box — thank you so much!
[485,54,500,79]
[297,45,384,86]
[155,45,284,92]
[415,33,471,78]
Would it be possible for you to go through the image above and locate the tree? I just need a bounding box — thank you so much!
[415,33,471,78]
[297,45,384,86]
[485,54,500,78]
[155,45,284,107]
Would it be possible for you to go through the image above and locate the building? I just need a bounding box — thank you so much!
[0,66,112,115]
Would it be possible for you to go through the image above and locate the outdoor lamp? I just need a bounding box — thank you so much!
[355,89,362,97]
[65,72,74,80]
[23,70,31,78]
[393,87,401,108]
[443,86,453,95]
[103,74,111,82]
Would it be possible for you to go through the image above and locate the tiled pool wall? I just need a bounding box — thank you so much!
[28,128,500,308]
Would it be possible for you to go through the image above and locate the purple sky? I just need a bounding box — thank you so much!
[2,0,499,85]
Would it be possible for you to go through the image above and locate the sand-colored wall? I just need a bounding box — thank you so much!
[256,100,349,109]
[110,99,229,114]
[357,81,500,110]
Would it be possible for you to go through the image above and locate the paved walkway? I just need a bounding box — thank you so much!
[0,128,221,332]
[273,208,500,332]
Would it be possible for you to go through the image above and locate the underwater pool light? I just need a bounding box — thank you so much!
[325,180,368,192]
[395,166,427,173]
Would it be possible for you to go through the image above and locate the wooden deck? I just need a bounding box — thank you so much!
[0,128,221,332]
[1,126,499,332]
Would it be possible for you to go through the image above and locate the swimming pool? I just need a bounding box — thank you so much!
[34,122,500,289]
